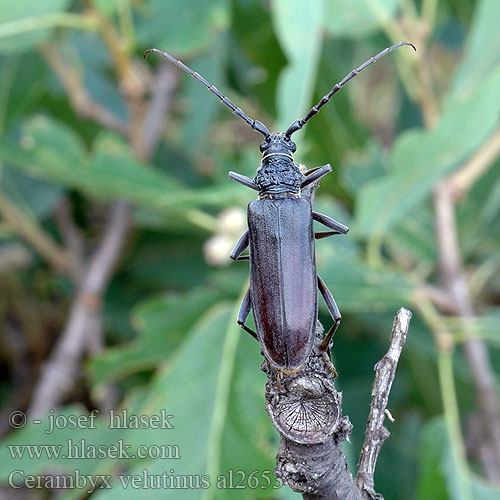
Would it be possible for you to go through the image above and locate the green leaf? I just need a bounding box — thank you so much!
[341,141,388,195]
[136,0,230,56]
[0,0,73,53]
[88,287,224,386]
[454,157,500,258]
[314,199,412,313]
[93,303,275,499]
[88,132,186,204]
[0,121,227,230]
[324,0,399,38]
[317,247,412,313]
[179,48,226,152]
[416,409,499,500]
[470,478,500,500]
[0,165,62,219]
[93,0,125,16]
[278,488,302,499]
[390,209,437,266]
[448,308,500,347]
[1,304,275,498]
[270,0,326,133]
[416,418,449,500]
[0,115,88,189]
[0,55,49,131]
[23,114,88,166]
[354,66,500,237]
[69,32,128,124]
[451,0,500,97]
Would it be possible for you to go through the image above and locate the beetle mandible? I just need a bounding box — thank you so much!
[145,42,415,373]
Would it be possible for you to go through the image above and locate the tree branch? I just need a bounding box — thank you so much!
[264,323,363,500]
[28,201,131,416]
[39,42,129,136]
[417,284,459,315]
[433,181,500,481]
[448,127,500,202]
[356,307,412,499]
[53,197,85,284]
[264,309,411,500]
[29,23,176,416]
[141,62,177,155]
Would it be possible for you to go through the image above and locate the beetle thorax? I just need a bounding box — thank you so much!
[255,155,304,196]
[256,133,304,196]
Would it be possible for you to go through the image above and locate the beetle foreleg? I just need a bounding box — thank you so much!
[317,274,341,354]
[228,171,258,191]
[230,230,249,260]
[313,212,349,235]
[237,288,258,340]
[301,164,332,189]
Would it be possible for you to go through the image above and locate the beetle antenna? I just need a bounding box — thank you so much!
[285,42,416,137]
[144,49,271,138]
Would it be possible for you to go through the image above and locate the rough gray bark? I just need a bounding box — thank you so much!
[356,308,412,499]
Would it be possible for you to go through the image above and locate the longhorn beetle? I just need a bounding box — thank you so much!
[145,42,415,373]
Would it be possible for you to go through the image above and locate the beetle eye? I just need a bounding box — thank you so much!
[283,136,296,153]
[260,140,267,152]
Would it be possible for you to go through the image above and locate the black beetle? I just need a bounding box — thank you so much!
[145,42,415,372]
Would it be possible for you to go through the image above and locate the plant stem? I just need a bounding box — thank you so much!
[422,0,438,30]
[0,13,98,40]
[0,190,73,271]
[437,350,473,500]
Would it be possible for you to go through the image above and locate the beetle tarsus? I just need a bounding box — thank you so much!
[238,321,258,340]
[237,289,258,340]
[317,275,341,353]
[276,371,283,390]
[319,320,341,353]
[315,230,343,239]
[321,351,338,378]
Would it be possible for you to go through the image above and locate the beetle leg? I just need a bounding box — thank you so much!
[275,371,283,391]
[237,288,258,340]
[230,229,249,261]
[317,275,341,353]
[228,171,259,191]
[321,351,338,378]
[301,164,332,189]
[313,212,349,234]
[315,230,343,240]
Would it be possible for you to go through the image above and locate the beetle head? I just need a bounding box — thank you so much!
[260,133,296,159]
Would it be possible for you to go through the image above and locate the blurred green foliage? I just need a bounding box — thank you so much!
[0,0,499,499]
